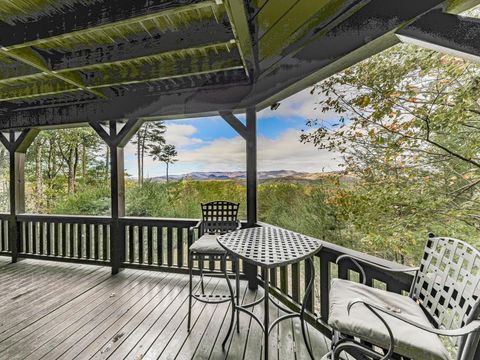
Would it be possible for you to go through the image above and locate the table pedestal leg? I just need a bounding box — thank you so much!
[263,267,269,360]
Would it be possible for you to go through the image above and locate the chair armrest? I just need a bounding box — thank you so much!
[348,298,480,337]
[189,220,203,234]
[235,220,242,230]
[336,254,419,285]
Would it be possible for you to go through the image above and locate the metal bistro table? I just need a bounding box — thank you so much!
[217,226,322,360]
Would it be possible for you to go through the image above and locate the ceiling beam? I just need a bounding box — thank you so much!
[0,0,213,49]
[397,9,480,63]
[224,0,258,79]
[4,82,253,129]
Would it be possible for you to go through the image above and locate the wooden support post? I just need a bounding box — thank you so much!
[245,106,258,290]
[220,108,258,289]
[0,129,39,263]
[91,119,142,274]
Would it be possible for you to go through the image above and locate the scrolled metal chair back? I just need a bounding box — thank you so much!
[201,201,240,235]
[412,236,480,358]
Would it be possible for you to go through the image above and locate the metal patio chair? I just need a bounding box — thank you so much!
[325,235,480,360]
[187,200,241,332]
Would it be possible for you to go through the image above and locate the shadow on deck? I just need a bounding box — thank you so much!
[0,256,330,359]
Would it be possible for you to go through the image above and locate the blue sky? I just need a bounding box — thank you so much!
[124,89,342,177]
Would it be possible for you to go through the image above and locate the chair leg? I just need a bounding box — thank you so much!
[235,258,240,332]
[187,252,193,332]
[200,256,205,295]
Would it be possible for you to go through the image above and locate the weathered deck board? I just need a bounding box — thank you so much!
[0,257,330,359]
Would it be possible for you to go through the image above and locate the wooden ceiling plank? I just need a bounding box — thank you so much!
[1,1,217,50]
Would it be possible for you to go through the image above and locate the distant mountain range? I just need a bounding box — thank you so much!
[148,170,350,182]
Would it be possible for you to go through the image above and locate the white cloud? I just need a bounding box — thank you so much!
[167,128,342,173]
[164,123,203,148]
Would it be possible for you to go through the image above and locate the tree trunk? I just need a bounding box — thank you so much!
[140,126,148,185]
[137,133,142,185]
[67,147,75,194]
[35,142,43,211]
[166,163,169,183]
[82,143,86,179]
[73,146,79,193]
[106,145,110,179]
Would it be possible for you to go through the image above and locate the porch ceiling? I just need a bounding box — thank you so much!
[0,0,479,129]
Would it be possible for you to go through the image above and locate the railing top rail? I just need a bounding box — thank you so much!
[120,216,199,224]
[17,213,112,224]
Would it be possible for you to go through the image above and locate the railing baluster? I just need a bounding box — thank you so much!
[102,225,108,261]
[270,268,277,288]
[292,263,300,302]
[128,225,134,264]
[38,221,44,255]
[280,266,288,293]
[0,220,3,252]
[76,223,82,258]
[167,227,173,266]
[177,227,183,268]
[59,223,64,257]
[138,225,144,265]
[68,223,74,257]
[46,221,51,256]
[85,223,91,259]
[24,221,30,254]
[147,225,153,265]
[305,259,314,312]
[320,253,331,322]
[157,227,163,266]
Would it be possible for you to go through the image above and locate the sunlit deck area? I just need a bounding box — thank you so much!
[0,257,329,360]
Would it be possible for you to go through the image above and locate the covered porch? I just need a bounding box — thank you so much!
[1,0,480,359]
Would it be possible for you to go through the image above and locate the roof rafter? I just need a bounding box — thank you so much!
[224,0,258,79]
[397,9,480,63]
[0,47,107,99]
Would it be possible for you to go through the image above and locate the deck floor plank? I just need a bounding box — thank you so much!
[0,257,330,360]
[0,270,142,354]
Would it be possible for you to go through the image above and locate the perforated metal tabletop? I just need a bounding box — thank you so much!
[217,226,322,268]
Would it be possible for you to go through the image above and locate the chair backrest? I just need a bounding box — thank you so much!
[411,236,480,358]
[201,201,240,234]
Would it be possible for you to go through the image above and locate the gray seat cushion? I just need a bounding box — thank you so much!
[329,278,450,360]
[189,234,226,254]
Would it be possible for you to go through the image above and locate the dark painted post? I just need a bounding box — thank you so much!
[109,122,125,275]
[245,106,258,289]
[91,119,142,275]
[1,129,39,263]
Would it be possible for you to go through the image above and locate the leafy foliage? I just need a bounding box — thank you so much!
[302,43,480,263]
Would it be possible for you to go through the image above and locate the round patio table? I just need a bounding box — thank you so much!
[217,226,322,360]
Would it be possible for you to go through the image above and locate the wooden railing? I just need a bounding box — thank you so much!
[17,214,111,265]
[3,214,415,336]
[120,217,198,272]
[256,222,414,335]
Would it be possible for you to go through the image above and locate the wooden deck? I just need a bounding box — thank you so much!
[0,256,331,359]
